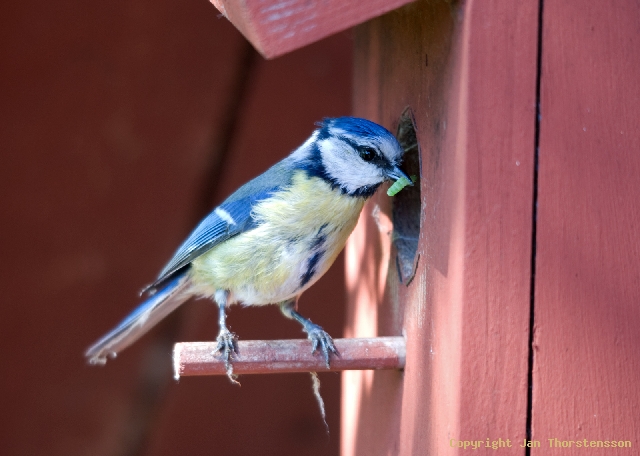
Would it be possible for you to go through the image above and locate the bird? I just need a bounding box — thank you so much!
[85,116,411,369]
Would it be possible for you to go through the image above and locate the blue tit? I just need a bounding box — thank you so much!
[86,116,411,367]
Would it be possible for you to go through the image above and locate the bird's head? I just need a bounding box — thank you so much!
[293,117,412,197]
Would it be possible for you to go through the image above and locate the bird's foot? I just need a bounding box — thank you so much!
[306,324,339,368]
[215,328,238,362]
[215,329,240,385]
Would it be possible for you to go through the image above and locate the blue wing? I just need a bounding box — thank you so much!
[145,159,295,293]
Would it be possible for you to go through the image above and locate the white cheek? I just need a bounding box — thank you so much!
[318,140,383,193]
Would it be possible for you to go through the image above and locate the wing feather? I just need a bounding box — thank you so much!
[145,160,294,293]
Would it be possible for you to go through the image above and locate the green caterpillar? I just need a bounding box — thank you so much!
[387,175,417,196]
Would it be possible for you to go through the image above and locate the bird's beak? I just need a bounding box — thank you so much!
[386,165,413,185]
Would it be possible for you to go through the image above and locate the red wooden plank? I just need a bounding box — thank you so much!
[210,0,414,58]
[344,0,538,454]
[533,1,640,452]
[174,337,406,377]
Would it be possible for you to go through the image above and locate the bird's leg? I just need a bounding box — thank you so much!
[279,298,338,368]
[214,290,238,371]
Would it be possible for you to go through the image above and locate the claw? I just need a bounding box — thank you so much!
[215,329,238,366]
[307,326,339,368]
[279,299,339,368]
[215,329,240,385]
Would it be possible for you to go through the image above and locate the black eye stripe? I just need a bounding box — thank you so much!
[338,136,382,161]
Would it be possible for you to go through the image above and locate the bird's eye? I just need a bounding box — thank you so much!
[360,147,376,162]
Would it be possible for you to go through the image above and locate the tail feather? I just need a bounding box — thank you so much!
[85,272,192,365]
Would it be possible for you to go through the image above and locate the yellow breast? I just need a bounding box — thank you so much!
[190,171,365,305]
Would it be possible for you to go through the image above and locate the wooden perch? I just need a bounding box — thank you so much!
[173,336,405,379]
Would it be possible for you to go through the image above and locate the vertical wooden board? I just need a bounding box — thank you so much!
[343,0,538,454]
[455,1,538,451]
[533,0,640,452]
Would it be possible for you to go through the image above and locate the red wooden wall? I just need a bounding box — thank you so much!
[4,0,639,454]
[533,0,640,451]
[0,0,351,454]
[343,0,640,454]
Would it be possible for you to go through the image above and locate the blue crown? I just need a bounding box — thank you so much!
[317,116,395,141]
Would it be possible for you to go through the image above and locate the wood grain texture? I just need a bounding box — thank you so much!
[210,0,415,58]
[174,337,406,376]
[532,0,640,452]
[343,0,539,454]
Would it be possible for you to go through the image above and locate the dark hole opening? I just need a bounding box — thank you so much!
[392,107,421,285]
